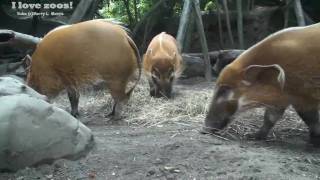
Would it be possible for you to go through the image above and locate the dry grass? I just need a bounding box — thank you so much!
[53,76,212,128]
[52,75,309,141]
[122,76,212,127]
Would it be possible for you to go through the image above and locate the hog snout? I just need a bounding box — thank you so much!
[150,82,173,98]
[202,116,231,134]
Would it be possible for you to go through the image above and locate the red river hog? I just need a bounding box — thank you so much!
[27,19,141,119]
[143,32,183,98]
[203,23,320,146]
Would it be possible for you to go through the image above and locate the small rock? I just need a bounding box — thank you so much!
[146,170,156,176]
[164,166,180,173]
[45,174,53,179]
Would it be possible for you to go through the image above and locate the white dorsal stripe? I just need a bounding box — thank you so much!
[159,32,165,50]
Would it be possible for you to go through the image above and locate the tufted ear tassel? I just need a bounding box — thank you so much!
[243,64,286,90]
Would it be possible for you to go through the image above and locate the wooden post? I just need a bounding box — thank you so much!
[222,0,234,47]
[216,0,224,48]
[293,0,306,26]
[68,0,94,24]
[176,0,192,53]
[193,0,212,81]
[237,0,244,49]
[183,9,195,52]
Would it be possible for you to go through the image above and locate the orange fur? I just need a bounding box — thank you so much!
[143,32,183,97]
[217,23,320,111]
[27,19,141,108]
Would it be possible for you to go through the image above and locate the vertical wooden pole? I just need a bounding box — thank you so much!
[68,0,94,24]
[222,0,234,47]
[193,0,212,81]
[176,0,192,53]
[183,11,195,52]
[216,1,224,48]
[293,0,306,26]
[237,0,244,49]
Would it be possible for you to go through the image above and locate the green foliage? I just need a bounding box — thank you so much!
[204,0,218,12]
[99,0,213,26]
[100,0,155,25]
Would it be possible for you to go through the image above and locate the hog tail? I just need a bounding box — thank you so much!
[125,34,141,97]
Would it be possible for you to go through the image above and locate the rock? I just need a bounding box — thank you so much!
[0,94,94,171]
[0,76,47,100]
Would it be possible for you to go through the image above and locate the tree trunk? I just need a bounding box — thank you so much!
[293,0,306,26]
[193,0,212,81]
[176,0,192,53]
[85,0,100,20]
[237,0,244,49]
[69,0,94,24]
[133,0,167,37]
[222,0,234,47]
[183,11,195,52]
[283,0,289,28]
[123,0,135,27]
[133,0,139,21]
[216,1,224,48]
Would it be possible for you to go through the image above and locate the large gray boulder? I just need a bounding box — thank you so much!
[0,94,94,171]
[0,76,47,100]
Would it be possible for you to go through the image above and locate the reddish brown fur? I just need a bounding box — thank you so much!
[27,19,141,118]
[143,32,183,98]
[205,23,320,144]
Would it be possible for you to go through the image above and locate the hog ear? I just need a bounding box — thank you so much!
[243,64,286,90]
[171,52,176,59]
[146,49,153,57]
[22,54,32,70]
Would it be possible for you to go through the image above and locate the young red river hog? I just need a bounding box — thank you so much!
[26,19,141,119]
[203,23,320,146]
[143,32,183,98]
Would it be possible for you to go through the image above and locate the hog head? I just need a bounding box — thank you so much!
[147,50,177,98]
[203,64,286,133]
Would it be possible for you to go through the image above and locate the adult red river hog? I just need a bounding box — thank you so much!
[26,19,141,119]
[203,23,320,146]
[143,32,183,98]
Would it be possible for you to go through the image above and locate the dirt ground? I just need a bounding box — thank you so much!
[1,77,320,180]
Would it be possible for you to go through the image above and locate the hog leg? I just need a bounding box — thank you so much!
[106,81,128,120]
[67,87,80,117]
[294,108,320,146]
[250,107,286,140]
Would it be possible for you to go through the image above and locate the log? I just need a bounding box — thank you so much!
[181,54,206,78]
[187,49,244,64]
[213,50,244,73]
[0,30,41,52]
[0,61,24,76]
[181,49,244,78]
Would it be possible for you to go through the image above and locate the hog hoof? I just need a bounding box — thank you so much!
[150,89,157,97]
[104,112,122,121]
[71,111,80,118]
[200,126,219,135]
